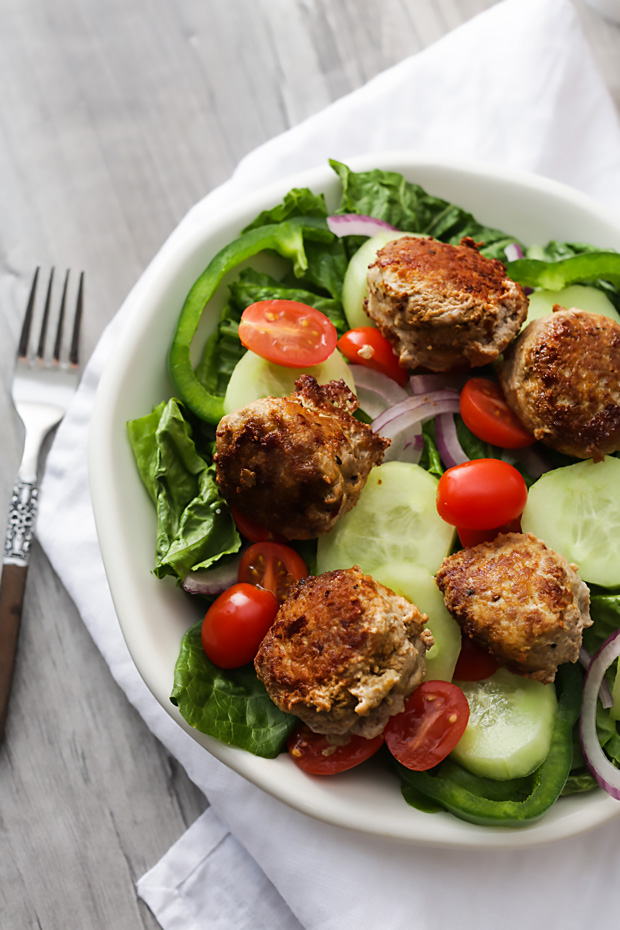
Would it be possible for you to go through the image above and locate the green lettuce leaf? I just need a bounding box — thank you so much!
[170,621,297,756]
[127,398,240,580]
[329,160,518,260]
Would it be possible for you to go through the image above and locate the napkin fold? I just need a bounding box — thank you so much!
[36,1,620,929]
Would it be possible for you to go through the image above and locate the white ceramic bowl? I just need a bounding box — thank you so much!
[89,153,620,848]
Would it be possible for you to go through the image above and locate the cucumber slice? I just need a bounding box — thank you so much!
[316,461,456,578]
[525,284,619,328]
[521,457,620,588]
[342,230,414,330]
[223,348,356,414]
[372,561,461,682]
[451,668,557,780]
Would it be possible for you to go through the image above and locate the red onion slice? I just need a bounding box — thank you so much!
[410,372,468,395]
[504,242,524,262]
[372,391,461,439]
[579,629,620,800]
[182,551,243,596]
[579,646,613,709]
[327,214,398,238]
[349,365,409,407]
[435,413,469,469]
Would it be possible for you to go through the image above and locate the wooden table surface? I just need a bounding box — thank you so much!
[1,2,619,927]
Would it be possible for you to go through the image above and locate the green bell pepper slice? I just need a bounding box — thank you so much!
[396,663,582,827]
[168,216,334,424]
[506,251,620,291]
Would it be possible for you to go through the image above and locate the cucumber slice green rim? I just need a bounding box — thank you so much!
[521,457,620,588]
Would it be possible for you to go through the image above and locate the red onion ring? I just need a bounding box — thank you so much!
[349,364,409,411]
[182,551,243,596]
[504,242,524,262]
[372,391,461,439]
[435,413,469,469]
[410,372,468,395]
[579,646,613,709]
[327,214,398,238]
[579,629,620,800]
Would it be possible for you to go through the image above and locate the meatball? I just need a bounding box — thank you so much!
[254,567,434,742]
[498,307,620,461]
[364,236,528,372]
[436,532,591,685]
[214,375,389,540]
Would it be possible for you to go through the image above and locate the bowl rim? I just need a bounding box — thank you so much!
[89,151,620,849]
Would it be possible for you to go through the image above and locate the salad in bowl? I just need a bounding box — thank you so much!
[90,155,620,847]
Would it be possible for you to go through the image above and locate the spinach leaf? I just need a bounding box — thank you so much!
[244,189,349,300]
[170,621,297,757]
[127,398,240,580]
[329,160,518,260]
[229,268,348,335]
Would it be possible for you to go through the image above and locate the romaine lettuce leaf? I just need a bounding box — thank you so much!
[127,398,240,580]
[170,621,297,756]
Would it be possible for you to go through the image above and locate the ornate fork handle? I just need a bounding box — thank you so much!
[4,480,39,566]
[0,479,38,736]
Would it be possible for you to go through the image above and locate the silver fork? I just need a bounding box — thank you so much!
[0,268,84,742]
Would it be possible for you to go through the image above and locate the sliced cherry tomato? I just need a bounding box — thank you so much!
[287,724,384,775]
[460,378,535,449]
[436,459,528,530]
[238,542,308,604]
[230,506,287,544]
[453,635,499,681]
[457,516,522,548]
[384,681,470,771]
[201,582,278,669]
[337,327,408,386]
[238,300,337,368]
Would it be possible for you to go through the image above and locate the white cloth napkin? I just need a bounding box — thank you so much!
[36,1,620,928]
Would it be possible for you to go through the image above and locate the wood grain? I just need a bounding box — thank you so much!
[0,2,618,927]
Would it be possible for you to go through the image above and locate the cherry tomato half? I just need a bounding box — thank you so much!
[337,327,408,387]
[238,542,308,604]
[287,724,384,775]
[384,681,470,771]
[230,507,287,544]
[460,378,535,449]
[453,635,499,682]
[201,583,279,669]
[456,516,522,548]
[436,459,528,530]
[238,300,338,368]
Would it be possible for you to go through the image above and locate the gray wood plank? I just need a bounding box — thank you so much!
[0,1,618,928]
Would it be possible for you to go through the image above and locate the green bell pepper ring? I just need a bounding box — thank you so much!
[506,251,620,291]
[396,663,582,827]
[168,216,334,424]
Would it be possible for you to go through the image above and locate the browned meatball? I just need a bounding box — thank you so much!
[436,533,591,685]
[255,567,434,742]
[364,236,528,372]
[214,375,388,540]
[498,307,620,461]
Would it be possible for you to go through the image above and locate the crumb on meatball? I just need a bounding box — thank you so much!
[214,375,389,540]
[498,306,620,461]
[254,567,434,742]
[436,532,591,684]
[364,235,528,372]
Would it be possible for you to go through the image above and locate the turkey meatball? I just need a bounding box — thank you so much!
[364,236,528,371]
[436,532,591,685]
[498,307,620,461]
[254,567,434,742]
[214,375,388,540]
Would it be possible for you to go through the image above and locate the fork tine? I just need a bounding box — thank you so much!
[69,272,84,367]
[37,268,55,360]
[18,267,40,360]
[53,270,70,363]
